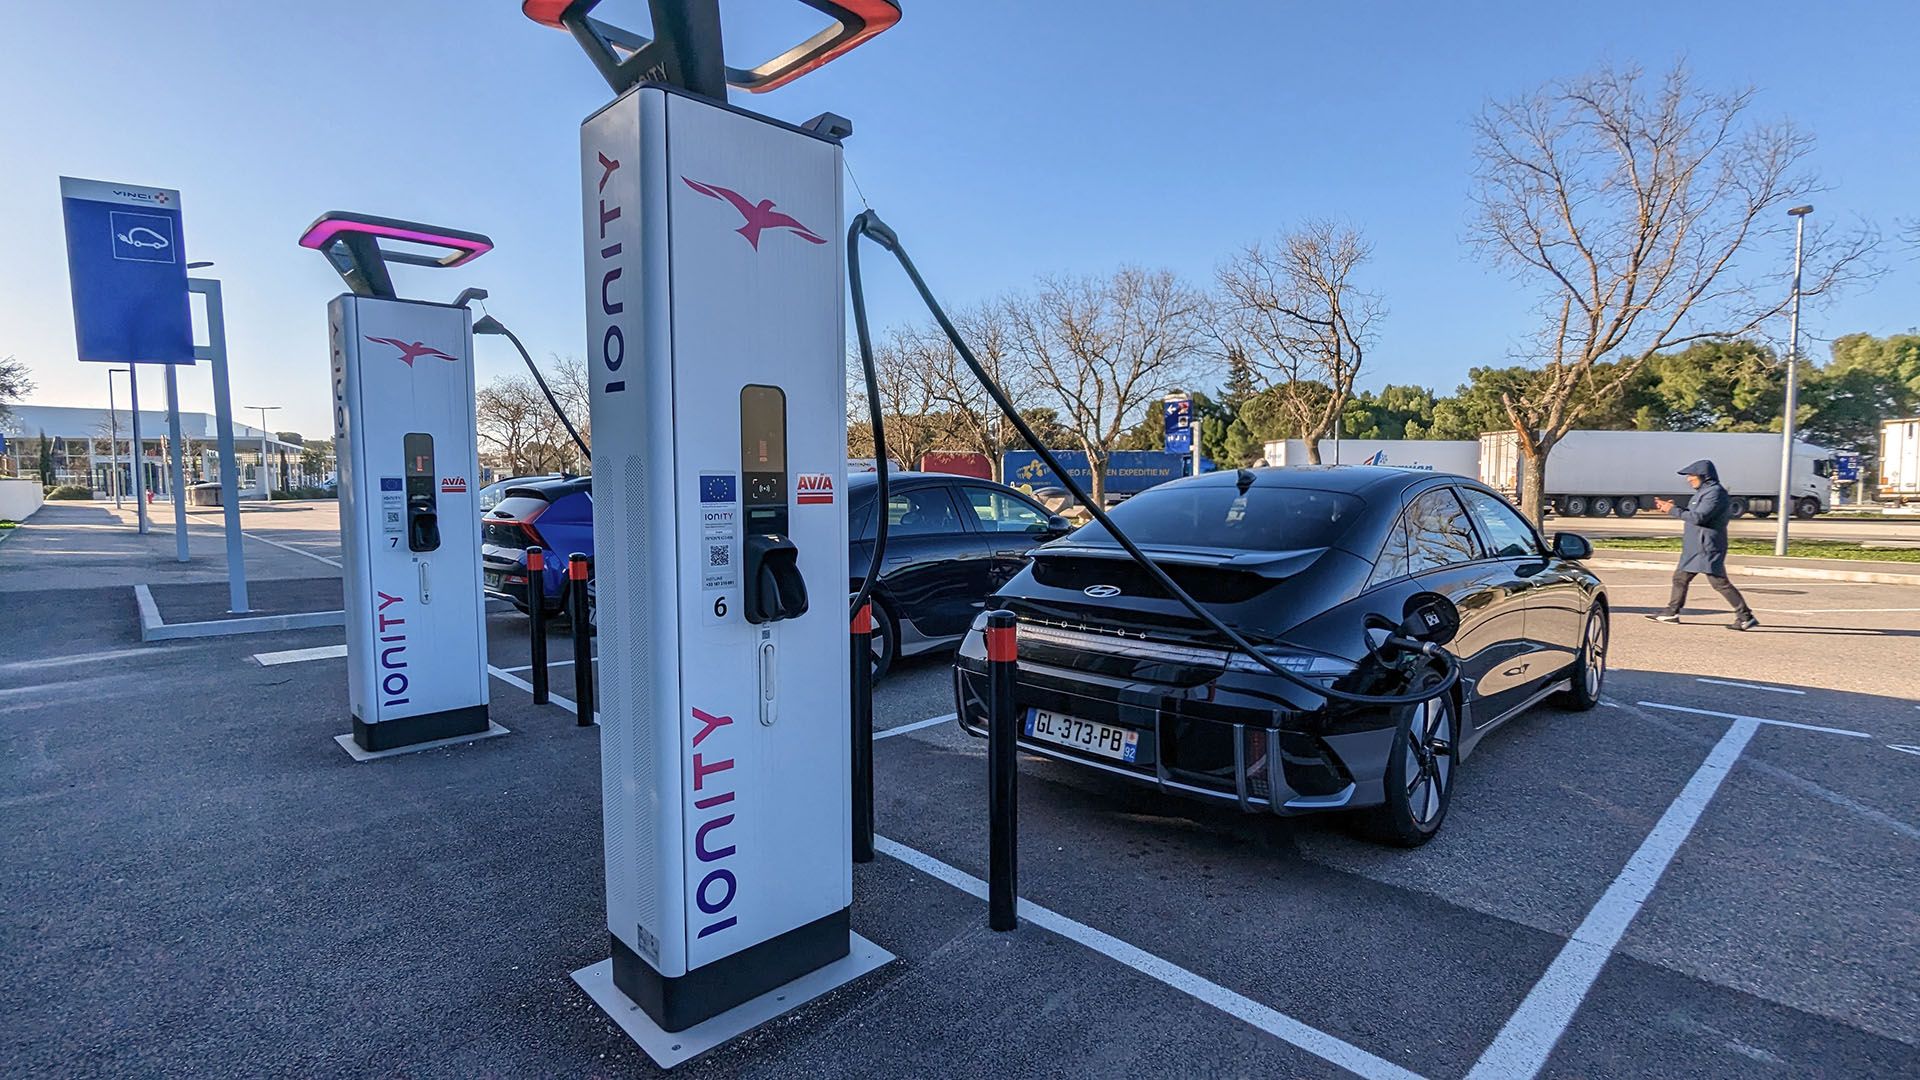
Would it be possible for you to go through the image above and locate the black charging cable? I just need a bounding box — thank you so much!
[846,222,891,622]
[845,210,1457,708]
[473,312,592,466]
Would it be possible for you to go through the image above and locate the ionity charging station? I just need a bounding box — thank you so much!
[525,0,901,1060]
[299,212,503,760]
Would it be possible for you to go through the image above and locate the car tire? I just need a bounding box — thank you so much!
[1794,496,1820,519]
[869,600,898,681]
[564,579,598,636]
[1562,495,1589,517]
[1614,497,1639,517]
[1352,694,1457,847]
[1727,496,1749,518]
[1558,604,1608,711]
[1586,497,1613,517]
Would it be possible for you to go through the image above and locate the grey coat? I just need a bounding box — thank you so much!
[1670,461,1732,575]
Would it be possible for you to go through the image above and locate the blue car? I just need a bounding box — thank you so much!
[480,476,593,615]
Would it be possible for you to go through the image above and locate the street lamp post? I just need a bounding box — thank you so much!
[245,404,281,497]
[1775,204,1813,556]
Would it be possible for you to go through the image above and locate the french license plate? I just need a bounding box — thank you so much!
[484,571,504,591]
[1025,708,1139,763]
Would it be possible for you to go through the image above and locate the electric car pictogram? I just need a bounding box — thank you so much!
[116,226,169,250]
[681,177,827,249]
[952,466,1608,846]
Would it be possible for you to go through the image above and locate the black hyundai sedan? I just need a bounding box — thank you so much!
[952,466,1607,846]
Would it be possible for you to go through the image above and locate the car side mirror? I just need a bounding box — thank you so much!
[1552,532,1592,561]
[1035,514,1072,537]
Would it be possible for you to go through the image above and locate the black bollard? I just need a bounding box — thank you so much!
[527,547,549,705]
[985,608,1018,931]
[568,552,593,724]
[851,602,875,864]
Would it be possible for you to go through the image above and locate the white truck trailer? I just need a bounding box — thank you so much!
[1882,417,1920,505]
[1479,430,1836,519]
[1262,438,1481,476]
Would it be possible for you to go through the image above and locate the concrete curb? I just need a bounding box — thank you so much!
[1587,556,1920,587]
[134,583,346,641]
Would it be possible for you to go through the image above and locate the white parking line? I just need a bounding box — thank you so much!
[243,531,343,568]
[487,666,597,724]
[1694,677,1805,695]
[1754,606,1920,614]
[876,836,1426,1080]
[1466,717,1759,1080]
[1635,701,1873,739]
[496,657,594,674]
[874,713,955,739]
[253,644,348,666]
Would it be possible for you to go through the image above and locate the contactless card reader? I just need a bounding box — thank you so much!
[300,212,494,755]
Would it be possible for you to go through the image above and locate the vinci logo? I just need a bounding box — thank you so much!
[366,336,457,366]
[796,473,835,505]
[681,177,826,250]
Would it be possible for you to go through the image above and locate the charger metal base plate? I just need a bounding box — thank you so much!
[571,931,894,1069]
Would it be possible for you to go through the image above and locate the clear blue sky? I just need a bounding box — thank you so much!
[3,0,1915,436]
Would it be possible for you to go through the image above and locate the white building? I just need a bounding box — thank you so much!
[0,403,327,498]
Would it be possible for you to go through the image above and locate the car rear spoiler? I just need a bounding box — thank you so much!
[1029,543,1326,580]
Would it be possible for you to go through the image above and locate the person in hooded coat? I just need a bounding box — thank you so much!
[1650,459,1758,629]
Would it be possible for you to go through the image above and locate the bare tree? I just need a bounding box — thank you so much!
[1214,223,1382,463]
[1471,63,1875,521]
[476,376,549,476]
[1007,268,1203,504]
[547,353,592,455]
[866,325,951,470]
[917,304,1036,481]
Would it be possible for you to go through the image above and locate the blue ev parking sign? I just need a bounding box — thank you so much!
[60,177,194,365]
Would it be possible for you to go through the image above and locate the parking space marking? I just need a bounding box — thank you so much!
[496,657,595,675]
[487,667,598,724]
[874,835,1426,1080]
[241,530,343,568]
[253,644,348,666]
[1694,677,1805,695]
[1466,717,1760,1080]
[874,713,955,740]
[1635,701,1874,739]
[1753,606,1920,614]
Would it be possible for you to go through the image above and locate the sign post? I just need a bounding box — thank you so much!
[60,176,194,547]
[190,277,250,612]
[1163,393,1201,477]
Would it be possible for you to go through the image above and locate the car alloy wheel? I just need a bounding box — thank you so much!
[1582,609,1607,697]
[1404,698,1454,827]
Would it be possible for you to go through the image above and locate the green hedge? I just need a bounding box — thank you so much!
[45,485,93,500]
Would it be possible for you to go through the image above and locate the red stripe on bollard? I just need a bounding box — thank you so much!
[568,555,590,581]
[527,548,545,572]
[985,622,1017,663]
[852,602,872,635]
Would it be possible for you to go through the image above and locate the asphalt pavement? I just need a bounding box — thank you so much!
[2,505,1916,1078]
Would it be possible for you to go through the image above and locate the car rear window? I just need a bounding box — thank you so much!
[488,495,550,521]
[1071,484,1364,552]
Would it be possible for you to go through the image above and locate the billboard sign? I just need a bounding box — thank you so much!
[1004,449,1202,498]
[60,177,194,365]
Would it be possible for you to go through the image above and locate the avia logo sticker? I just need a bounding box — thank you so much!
[796,473,835,504]
[366,336,457,366]
[681,177,827,250]
[440,476,468,493]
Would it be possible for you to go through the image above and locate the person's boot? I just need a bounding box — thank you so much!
[1729,613,1760,631]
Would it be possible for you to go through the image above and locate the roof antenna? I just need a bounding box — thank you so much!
[1236,468,1256,494]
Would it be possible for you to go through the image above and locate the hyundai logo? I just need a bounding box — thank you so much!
[1083,584,1122,598]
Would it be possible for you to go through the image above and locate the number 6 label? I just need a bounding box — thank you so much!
[702,589,735,626]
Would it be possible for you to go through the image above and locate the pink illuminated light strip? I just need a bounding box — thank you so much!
[297,219,492,267]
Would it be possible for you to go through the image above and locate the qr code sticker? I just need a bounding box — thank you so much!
[707,543,731,569]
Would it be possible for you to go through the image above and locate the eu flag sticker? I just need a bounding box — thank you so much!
[699,474,737,504]
[380,477,403,492]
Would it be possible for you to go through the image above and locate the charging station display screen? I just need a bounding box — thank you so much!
[405,433,435,482]
[740,386,788,531]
